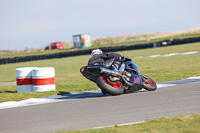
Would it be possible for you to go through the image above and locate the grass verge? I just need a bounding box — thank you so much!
[0,42,200,103]
[52,114,200,133]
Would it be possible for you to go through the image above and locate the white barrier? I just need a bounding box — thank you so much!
[32,67,55,92]
[15,67,55,93]
[16,67,36,93]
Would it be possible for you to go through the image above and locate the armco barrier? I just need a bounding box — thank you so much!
[0,36,200,65]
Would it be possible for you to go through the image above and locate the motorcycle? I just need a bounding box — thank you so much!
[80,57,157,95]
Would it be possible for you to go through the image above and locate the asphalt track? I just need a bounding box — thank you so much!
[0,82,200,133]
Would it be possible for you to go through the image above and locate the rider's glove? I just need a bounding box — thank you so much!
[121,55,126,61]
[116,55,126,62]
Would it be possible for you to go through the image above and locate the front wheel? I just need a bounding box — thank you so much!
[95,75,124,95]
[140,73,157,91]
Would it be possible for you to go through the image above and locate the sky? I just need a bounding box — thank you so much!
[0,0,200,50]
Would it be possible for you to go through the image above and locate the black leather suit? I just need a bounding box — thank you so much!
[88,52,122,65]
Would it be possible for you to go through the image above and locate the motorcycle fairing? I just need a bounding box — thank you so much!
[125,61,143,86]
[80,65,104,82]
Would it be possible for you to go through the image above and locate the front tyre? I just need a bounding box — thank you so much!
[96,75,124,95]
[140,73,157,91]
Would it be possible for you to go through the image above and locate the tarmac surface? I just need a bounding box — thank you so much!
[0,81,200,133]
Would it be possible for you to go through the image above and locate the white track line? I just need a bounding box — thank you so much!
[0,76,200,110]
[92,121,145,129]
[135,51,200,58]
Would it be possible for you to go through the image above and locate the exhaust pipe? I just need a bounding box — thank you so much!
[100,68,133,86]
[100,68,120,76]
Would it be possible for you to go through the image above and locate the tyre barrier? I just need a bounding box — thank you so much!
[16,67,36,93]
[15,67,55,93]
[32,67,55,92]
[1,36,200,65]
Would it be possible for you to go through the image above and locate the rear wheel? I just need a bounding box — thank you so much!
[140,73,157,91]
[96,75,124,95]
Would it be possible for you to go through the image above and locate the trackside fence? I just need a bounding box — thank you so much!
[0,36,200,65]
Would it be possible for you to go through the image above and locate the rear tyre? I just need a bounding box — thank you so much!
[96,75,124,95]
[140,73,157,91]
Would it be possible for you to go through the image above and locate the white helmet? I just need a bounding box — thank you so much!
[91,49,103,56]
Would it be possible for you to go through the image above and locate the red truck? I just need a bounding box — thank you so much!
[45,42,64,50]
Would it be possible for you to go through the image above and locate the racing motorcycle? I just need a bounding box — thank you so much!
[80,57,157,95]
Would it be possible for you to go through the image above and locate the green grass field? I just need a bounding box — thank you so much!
[0,42,200,103]
[53,114,200,133]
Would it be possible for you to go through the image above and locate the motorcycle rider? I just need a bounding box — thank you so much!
[88,49,145,94]
[88,49,126,94]
[88,49,125,68]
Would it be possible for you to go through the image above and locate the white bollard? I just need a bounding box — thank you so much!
[32,67,56,92]
[15,67,36,93]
